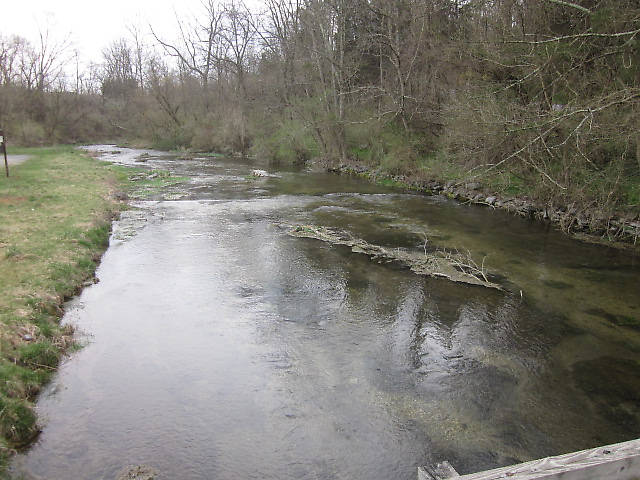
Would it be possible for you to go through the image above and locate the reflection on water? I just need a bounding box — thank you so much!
[11,146,640,479]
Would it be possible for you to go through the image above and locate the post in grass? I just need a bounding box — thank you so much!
[1,129,8,177]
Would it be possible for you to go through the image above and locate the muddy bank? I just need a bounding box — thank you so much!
[329,164,640,249]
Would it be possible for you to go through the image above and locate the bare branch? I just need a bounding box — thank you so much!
[546,0,591,15]
[508,28,640,45]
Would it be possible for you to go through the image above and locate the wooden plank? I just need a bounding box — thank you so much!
[419,438,640,480]
[418,461,460,479]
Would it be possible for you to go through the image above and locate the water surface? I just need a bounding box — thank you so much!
[11,146,640,479]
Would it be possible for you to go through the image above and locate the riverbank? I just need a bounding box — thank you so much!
[329,163,640,250]
[0,147,134,472]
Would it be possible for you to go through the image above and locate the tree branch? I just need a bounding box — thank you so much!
[546,0,591,15]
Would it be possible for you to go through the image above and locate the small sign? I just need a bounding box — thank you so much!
[0,136,4,144]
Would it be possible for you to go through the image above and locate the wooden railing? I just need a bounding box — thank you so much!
[419,438,640,480]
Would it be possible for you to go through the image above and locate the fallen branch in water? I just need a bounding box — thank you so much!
[287,224,502,290]
[440,248,490,284]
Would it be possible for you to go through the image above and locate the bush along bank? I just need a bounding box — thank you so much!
[0,147,137,472]
[329,163,640,249]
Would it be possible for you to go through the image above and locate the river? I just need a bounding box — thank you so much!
[10,146,640,479]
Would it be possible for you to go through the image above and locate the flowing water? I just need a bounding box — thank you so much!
[10,147,640,479]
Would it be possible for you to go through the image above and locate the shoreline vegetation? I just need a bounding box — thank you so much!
[0,147,180,473]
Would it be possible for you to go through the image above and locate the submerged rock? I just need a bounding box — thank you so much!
[288,224,502,290]
[116,465,158,480]
[248,169,281,179]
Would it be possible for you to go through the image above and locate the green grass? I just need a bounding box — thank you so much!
[0,146,130,470]
[0,396,38,448]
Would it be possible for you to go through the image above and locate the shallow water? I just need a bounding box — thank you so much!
[11,146,640,479]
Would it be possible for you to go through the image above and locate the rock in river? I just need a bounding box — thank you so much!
[116,465,159,480]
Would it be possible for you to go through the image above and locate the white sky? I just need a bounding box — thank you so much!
[4,0,262,68]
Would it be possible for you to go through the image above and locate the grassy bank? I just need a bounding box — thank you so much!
[0,146,131,471]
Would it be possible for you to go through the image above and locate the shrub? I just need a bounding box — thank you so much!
[251,118,319,164]
[15,120,47,146]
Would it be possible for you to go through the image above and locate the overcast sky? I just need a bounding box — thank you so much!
[4,0,262,67]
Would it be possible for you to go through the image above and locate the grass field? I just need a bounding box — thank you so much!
[0,146,132,470]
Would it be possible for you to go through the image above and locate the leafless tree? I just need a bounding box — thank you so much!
[33,25,72,91]
[151,0,224,88]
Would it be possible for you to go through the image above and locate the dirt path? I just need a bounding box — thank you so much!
[6,154,31,165]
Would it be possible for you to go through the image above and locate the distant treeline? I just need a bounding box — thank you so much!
[1,0,639,219]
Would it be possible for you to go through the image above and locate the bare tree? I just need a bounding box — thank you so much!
[260,0,301,104]
[151,0,224,87]
[101,39,138,98]
[33,25,71,91]
[0,35,28,86]
[217,0,257,150]
[127,24,148,91]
